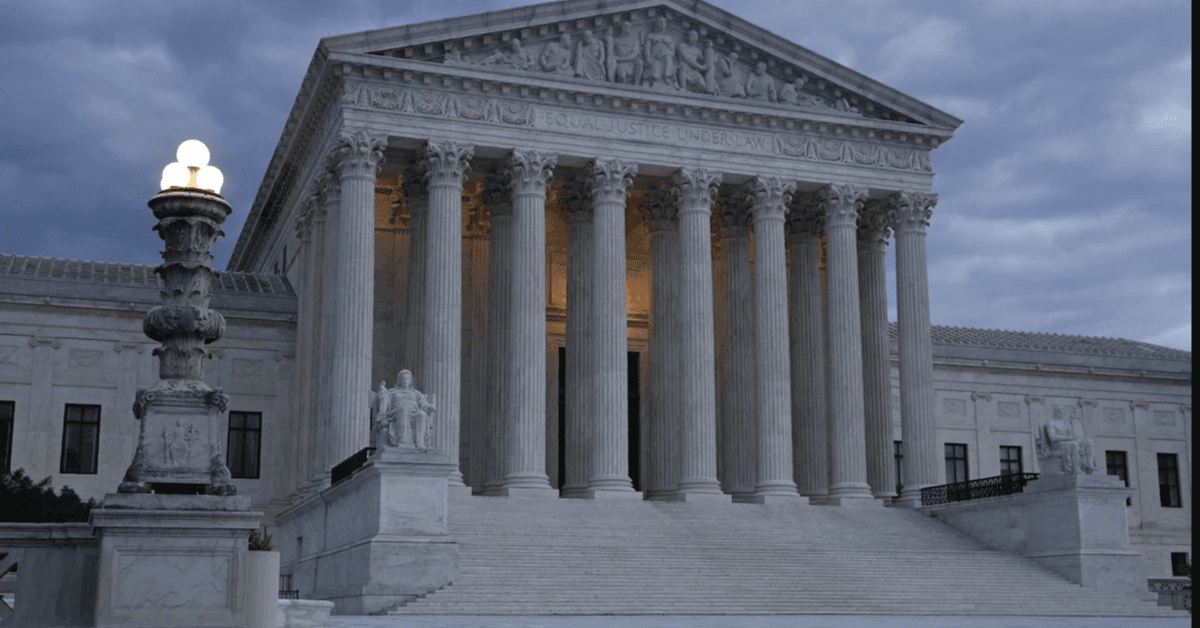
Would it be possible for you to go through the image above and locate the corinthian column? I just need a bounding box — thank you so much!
[313,171,338,483]
[480,170,512,495]
[858,200,895,499]
[746,177,801,502]
[645,189,680,500]
[786,195,827,498]
[668,168,728,501]
[326,130,386,471]
[292,199,318,494]
[819,183,876,506]
[718,197,755,499]
[419,140,472,485]
[889,191,939,506]
[559,171,594,498]
[584,159,639,496]
[499,150,557,496]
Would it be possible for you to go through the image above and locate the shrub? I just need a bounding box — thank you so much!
[248,526,274,551]
[0,468,97,523]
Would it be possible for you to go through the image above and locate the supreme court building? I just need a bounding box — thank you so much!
[0,0,1190,613]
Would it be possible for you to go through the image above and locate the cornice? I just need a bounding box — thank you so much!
[906,354,1192,386]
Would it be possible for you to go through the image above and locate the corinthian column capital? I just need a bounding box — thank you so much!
[315,168,340,209]
[505,150,557,195]
[647,184,679,232]
[400,165,429,206]
[333,130,387,179]
[818,183,868,228]
[718,193,753,237]
[670,168,722,213]
[587,159,638,204]
[745,176,796,221]
[785,190,825,240]
[422,140,474,186]
[481,168,513,218]
[559,169,594,224]
[856,199,892,251]
[887,191,937,235]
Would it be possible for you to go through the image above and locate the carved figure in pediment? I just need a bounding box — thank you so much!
[832,97,859,114]
[715,51,746,98]
[540,32,574,76]
[779,78,829,110]
[642,16,678,89]
[606,21,643,85]
[482,38,533,72]
[745,61,776,103]
[676,30,715,94]
[444,44,465,65]
[574,30,606,81]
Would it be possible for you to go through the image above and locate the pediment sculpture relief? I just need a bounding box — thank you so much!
[441,13,863,117]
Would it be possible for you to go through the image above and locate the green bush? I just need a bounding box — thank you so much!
[0,468,97,523]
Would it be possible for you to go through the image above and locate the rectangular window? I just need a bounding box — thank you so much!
[1105,450,1131,506]
[1157,453,1181,508]
[944,443,969,484]
[227,411,262,479]
[999,446,1022,476]
[894,441,904,495]
[60,404,100,474]
[0,401,13,474]
[1171,552,1190,577]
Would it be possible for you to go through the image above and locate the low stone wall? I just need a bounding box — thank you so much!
[0,523,98,628]
[278,598,335,627]
[925,474,1151,598]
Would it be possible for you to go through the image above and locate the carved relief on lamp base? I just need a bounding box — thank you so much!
[118,379,236,495]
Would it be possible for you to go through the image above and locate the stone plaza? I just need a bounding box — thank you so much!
[0,0,1190,622]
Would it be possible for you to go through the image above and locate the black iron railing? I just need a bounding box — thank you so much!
[331,447,375,484]
[279,573,299,599]
[921,473,1039,506]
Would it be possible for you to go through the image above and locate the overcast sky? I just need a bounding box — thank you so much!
[0,1,1190,351]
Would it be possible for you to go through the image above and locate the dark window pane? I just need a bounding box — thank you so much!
[244,431,260,478]
[230,413,245,429]
[227,411,262,480]
[1157,453,1181,508]
[246,413,260,430]
[0,401,13,473]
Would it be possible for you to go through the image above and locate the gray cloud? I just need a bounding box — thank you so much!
[0,0,1189,350]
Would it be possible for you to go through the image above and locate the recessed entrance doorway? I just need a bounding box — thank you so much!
[557,347,642,491]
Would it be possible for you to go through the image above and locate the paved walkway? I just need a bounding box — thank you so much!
[330,615,1190,628]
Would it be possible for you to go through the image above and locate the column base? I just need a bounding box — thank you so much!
[577,489,643,500]
[642,488,679,501]
[447,483,474,496]
[663,491,732,503]
[495,486,559,498]
[744,493,809,505]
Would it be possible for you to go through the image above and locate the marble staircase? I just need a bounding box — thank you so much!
[386,493,1182,616]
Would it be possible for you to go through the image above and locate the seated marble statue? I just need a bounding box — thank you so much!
[371,369,436,450]
[1035,406,1097,475]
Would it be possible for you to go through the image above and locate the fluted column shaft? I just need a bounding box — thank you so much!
[561,175,593,497]
[326,131,386,471]
[419,141,473,484]
[858,202,895,498]
[311,178,336,485]
[481,172,512,495]
[500,150,557,495]
[719,207,755,497]
[820,183,874,504]
[646,197,680,499]
[748,178,800,500]
[401,169,429,379]
[890,191,940,504]
[292,203,317,494]
[586,160,639,494]
[669,169,726,499]
[786,201,828,497]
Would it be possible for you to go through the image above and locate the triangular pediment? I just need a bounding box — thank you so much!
[322,0,961,129]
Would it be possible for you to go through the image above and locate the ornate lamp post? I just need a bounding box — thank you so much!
[117,140,237,495]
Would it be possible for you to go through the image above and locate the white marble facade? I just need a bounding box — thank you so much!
[0,0,1190,579]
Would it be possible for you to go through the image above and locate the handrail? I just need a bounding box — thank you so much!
[330,447,375,485]
[921,473,1039,506]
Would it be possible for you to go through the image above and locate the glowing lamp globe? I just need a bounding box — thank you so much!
[159,139,224,195]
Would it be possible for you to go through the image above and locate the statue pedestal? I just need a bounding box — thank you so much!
[1023,473,1151,598]
[277,448,459,615]
[90,494,262,628]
